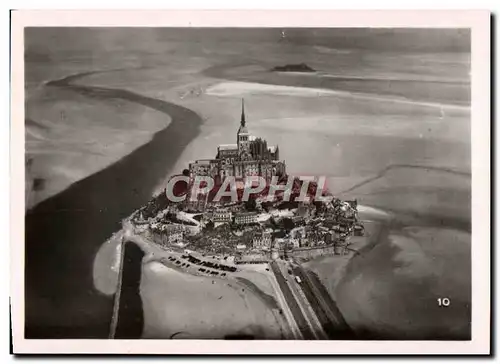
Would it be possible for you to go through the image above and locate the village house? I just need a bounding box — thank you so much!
[291,226,306,239]
[151,224,185,247]
[184,196,207,212]
[234,211,258,225]
[252,230,272,250]
[290,238,300,249]
[213,209,232,223]
[297,201,313,218]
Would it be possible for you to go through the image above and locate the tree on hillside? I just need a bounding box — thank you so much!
[205,220,215,231]
[261,201,272,212]
[244,196,257,211]
[313,200,325,214]
[282,217,295,232]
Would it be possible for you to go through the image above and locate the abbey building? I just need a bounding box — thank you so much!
[189,100,286,182]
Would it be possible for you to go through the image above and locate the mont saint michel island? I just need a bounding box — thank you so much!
[25,28,471,342]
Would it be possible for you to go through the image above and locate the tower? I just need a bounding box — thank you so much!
[237,99,250,154]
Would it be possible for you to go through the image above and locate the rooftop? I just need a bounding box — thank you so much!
[235,211,258,217]
[218,144,238,151]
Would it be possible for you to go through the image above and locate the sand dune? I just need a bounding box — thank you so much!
[357,205,392,220]
[25,83,172,209]
[206,81,470,111]
[279,69,469,84]
[140,261,284,339]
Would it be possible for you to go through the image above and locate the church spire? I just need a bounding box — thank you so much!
[241,98,246,127]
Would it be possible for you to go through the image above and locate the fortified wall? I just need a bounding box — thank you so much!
[279,244,350,260]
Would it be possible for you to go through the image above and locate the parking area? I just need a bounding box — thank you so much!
[155,253,238,278]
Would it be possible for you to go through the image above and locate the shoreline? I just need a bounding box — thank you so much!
[25,71,203,338]
[202,62,471,108]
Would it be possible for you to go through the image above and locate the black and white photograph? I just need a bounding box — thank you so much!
[11,10,490,355]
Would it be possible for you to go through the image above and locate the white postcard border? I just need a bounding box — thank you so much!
[10,9,491,355]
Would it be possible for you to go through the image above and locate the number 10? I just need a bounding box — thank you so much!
[437,298,450,307]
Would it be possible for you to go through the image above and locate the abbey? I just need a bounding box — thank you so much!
[189,100,286,182]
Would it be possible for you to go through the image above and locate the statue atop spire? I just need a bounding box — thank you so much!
[241,98,246,127]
